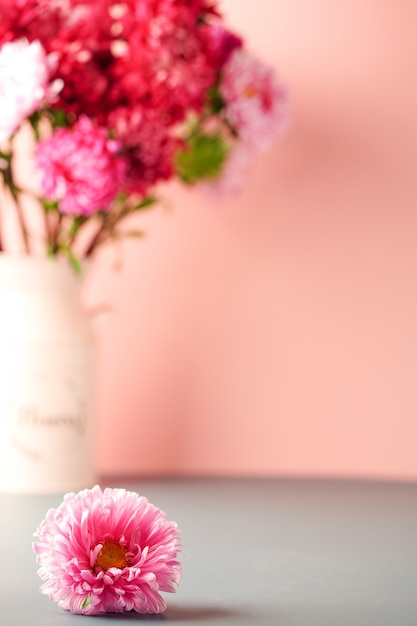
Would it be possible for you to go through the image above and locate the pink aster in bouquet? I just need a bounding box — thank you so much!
[33,485,181,615]
[0,0,289,268]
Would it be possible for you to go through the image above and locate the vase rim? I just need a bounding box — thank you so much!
[0,254,86,292]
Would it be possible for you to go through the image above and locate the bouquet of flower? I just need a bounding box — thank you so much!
[0,0,289,268]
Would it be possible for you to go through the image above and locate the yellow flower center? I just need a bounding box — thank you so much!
[243,84,257,99]
[95,541,128,571]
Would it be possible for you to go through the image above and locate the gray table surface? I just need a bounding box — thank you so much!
[1,477,416,625]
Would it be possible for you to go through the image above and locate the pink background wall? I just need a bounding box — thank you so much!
[87,0,417,480]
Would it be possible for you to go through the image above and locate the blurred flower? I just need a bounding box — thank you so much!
[220,48,290,150]
[0,38,60,142]
[202,142,254,197]
[35,116,126,216]
[202,22,243,69]
[33,485,182,615]
[108,106,180,196]
[0,0,289,258]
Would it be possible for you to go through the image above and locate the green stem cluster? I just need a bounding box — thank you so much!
[0,144,156,270]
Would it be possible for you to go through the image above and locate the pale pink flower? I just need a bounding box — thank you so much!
[220,49,290,150]
[33,485,182,615]
[35,117,126,216]
[202,141,255,198]
[0,38,60,142]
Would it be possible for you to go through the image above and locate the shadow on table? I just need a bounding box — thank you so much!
[164,605,246,621]
[94,605,245,621]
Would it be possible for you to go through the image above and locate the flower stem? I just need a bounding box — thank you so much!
[51,212,63,253]
[44,208,52,251]
[13,193,30,254]
[84,202,134,256]
[1,151,30,253]
[84,217,109,257]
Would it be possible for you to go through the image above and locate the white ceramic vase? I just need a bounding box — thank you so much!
[0,255,96,493]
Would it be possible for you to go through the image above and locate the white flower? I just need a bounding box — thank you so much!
[0,39,61,142]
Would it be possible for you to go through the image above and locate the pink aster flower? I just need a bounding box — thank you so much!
[0,38,61,142]
[35,116,126,216]
[220,48,290,151]
[33,485,182,615]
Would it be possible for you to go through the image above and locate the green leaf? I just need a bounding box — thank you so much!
[175,132,228,184]
[41,198,59,213]
[61,246,82,275]
[47,243,56,257]
[49,107,69,128]
[116,191,128,203]
[82,594,90,609]
[28,111,42,140]
[0,151,11,163]
[134,196,157,210]
[111,229,145,241]
[207,85,225,114]
[68,215,87,238]
[123,229,145,239]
